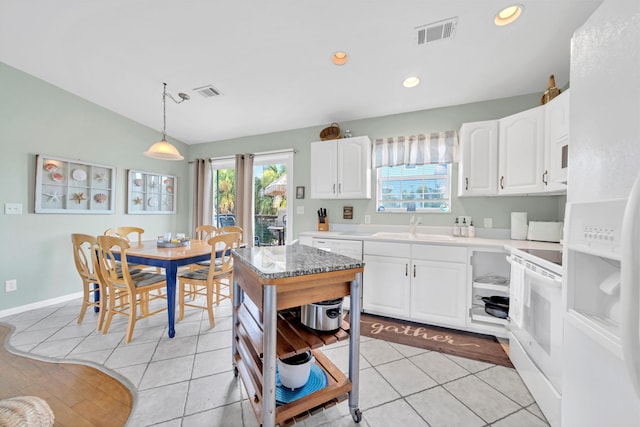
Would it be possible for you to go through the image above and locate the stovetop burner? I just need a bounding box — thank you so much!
[519,249,563,267]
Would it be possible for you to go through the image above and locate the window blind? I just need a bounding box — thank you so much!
[372,131,459,168]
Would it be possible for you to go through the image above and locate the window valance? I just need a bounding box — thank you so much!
[372,131,459,168]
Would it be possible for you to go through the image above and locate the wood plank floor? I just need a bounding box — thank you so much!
[0,324,133,426]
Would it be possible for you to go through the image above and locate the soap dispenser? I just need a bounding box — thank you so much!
[453,218,460,237]
[468,220,475,238]
[461,218,469,237]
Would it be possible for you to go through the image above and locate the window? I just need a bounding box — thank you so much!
[376,163,451,213]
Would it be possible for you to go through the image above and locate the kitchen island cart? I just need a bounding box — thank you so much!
[231,245,364,426]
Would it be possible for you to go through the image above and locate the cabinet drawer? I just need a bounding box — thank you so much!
[411,244,466,262]
[364,241,410,257]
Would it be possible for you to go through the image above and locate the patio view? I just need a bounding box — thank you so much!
[212,162,287,246]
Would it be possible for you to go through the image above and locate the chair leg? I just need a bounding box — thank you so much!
[140,293,149,316]
[102,291,116,335]
[96,285,106,332]
[206,284,215,328]
[178,280,186,321]
[77,281,90,324]
[125,303,137,343]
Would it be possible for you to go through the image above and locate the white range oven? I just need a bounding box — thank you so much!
[507,247,563,427]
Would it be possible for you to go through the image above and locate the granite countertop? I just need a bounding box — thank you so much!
[232,244,364,280]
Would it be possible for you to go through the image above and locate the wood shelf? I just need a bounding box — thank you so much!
[234,296,353,425]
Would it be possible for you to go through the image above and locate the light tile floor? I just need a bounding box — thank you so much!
[1,297,550,427]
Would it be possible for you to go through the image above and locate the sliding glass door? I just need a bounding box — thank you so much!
[210,151,293,245]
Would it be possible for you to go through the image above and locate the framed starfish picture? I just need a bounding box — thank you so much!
[126,169,176,214]
[35,154,116,214]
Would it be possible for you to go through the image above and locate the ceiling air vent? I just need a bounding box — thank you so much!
[193,85,222,98]
[416,17,458,45]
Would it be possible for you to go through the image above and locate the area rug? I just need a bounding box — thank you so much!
[359,313,513,368]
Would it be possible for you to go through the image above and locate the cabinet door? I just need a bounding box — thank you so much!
[363,254,411,318]
[337,136,371,199]
[498,106,545,194]
[310,140,338,199]
[458,120,498,196]
[544,90,569,189]
[410,259,467,326]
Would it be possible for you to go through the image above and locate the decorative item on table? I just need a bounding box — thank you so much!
[157,232,190,247]
[319,122,341,140]
[541,74,562,105]
[317,207,328,231]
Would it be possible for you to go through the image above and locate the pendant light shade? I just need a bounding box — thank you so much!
[144,138,184,160]
[144,82,186,161]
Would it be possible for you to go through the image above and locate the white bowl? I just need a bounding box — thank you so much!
[277,351,314,390]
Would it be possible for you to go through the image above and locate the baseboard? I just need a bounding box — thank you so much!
[0,292,83,319]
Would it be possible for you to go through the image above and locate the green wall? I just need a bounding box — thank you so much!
[1,61,563,312]
[0,62,190,311]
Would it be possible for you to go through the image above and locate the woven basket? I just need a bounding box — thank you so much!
[0,396,54,426]
[319,123,341,141]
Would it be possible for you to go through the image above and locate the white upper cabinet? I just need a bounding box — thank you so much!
[498,105,545,194]
[457,120,499,196]
[310,136,371,199]
[544,89,569,188]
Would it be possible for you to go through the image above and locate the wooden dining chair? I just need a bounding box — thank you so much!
[195,224,219,241]
[104,226,161,273]
[177,232,240,328]
[221,226,244,246]
[97,235,168,343]
[71,234,106,331]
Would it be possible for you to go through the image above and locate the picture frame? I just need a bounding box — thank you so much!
[127,169,177,214]
[296,186,305,199]
[35,154,116,214]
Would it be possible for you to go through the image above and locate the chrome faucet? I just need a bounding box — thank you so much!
[409,215,422,236]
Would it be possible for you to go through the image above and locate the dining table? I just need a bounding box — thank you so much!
[111,239,212,338]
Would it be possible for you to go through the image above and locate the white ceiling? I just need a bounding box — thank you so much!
[0,0,601,145]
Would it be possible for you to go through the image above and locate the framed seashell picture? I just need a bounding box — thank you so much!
[127,169,176,214]
[34,154,116,214]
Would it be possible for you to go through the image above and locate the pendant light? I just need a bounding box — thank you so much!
[144,82,188,161]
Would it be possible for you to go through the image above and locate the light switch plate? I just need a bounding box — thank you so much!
[5,203,22,215]
[296,206,304,215]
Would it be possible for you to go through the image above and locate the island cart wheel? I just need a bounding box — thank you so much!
[350,407,362,423]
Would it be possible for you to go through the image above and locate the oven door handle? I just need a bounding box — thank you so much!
[524,267,562,288]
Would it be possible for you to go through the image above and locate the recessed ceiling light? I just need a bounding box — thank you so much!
[403,76,420,88]
[332,51,348,65]
[495,4,523,26]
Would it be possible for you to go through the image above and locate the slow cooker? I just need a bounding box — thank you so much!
[300,298,343,331]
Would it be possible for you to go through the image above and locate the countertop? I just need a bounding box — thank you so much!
[299,229,562,252]
[232,244,365,280]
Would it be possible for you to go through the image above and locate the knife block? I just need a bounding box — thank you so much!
[317,219,329,232]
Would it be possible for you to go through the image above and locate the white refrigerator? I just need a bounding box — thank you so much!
[562,0,640,426]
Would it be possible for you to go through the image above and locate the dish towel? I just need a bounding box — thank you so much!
[509,260,526,329]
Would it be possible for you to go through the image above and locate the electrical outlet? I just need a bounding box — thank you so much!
[484,218,493,228]
[5,279,17,292]
[364,215,371,224]
[4,203,22,215]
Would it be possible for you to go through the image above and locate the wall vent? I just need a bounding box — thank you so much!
[416,17,458,45]
[193,85,222,98]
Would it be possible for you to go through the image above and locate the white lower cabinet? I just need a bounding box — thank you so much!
[363,241,467,328]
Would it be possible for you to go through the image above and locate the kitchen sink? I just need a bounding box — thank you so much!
[372,232,455,241]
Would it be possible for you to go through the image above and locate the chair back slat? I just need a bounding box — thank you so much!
[104,227,144,244]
